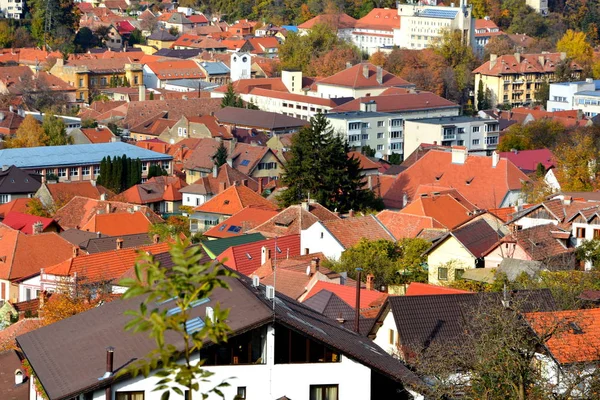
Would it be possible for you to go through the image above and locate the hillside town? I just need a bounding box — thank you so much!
[0,0,600,399]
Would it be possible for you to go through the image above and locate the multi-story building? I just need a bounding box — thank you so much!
[473,52,583,109]
[50,58,143,104]
[326,97,460,159]
[526,0,549,15]
[394,0,474,50]
[0,142,172,183]
[473,17,503,57]
[403,116,500,157]
[547,78,600,117]
[351,8,399,55]
[0,0,24,19]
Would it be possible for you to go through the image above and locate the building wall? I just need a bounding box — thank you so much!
[300,222,345,260]
[352,30,394,56]
[371,310,399,356]
[189,211,227,233]
[484,243,531,268]
[314,84,390,99]
[513,216,558,230]
[427,236,476,285]
[241,92,331,121]
[0,0,24,19]
[181,192,210,207]
[148,39,174,50]
[546,80,595,112]
[249,152,284,179]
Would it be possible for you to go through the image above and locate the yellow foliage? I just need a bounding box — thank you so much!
[5,115,49,148]
[556,30,593,65]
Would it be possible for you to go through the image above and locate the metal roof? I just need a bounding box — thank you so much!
[418,8,459,19]
[201,232,265,258]
[0,142,172,169]
[199,61,230,75]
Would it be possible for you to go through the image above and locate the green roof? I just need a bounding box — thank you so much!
[201,233,266,259]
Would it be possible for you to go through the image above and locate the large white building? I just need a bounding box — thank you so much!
[394,0,474,49]
[547,78,600,117]
[351,8,400,55]
[0,0,24,19]
[526,0,549,15]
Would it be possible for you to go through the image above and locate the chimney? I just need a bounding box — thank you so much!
[258,178,263,194]
[514,53,521,63]
[226,158,233,168]
[106,203,111,214]
[0,112,5,121]
[32,221,44,235]
[349,209,355,218]
[218,181,226,193]
[489,54,497,70]
[106,347,114,376]
[563,196,573,206]
[212,163,218,178]
[560,52,566,61]
[153,234,160,244]
[451,146,468,165]
[376,66,383,85]
[97,231,101,238]
[90,179,97,187]
[310,257,320,274]
[1,165,8,172]
[116,238,123,250]
[301,201,309,211]
[261,245,271,265]
[492,151,499,168]
[241,179,248,187]
[73,247,79,257]
[367,175,373,190]
[354,268,362,333]
[362,64,369,79]
[138,85,146,102]
[38,288,45,309]
[366,274,374,291]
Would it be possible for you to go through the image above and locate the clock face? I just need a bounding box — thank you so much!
[242,56,248,63]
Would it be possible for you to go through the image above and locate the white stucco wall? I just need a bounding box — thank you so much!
[300,222,345,260]
[371,309,398,356]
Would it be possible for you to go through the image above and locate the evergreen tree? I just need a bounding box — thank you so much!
[112,155,123,193]
[220,83,245,108]
[148,164,168,179]
[279,113,383,212]
[212,141,228,167]
[97,157,107,186]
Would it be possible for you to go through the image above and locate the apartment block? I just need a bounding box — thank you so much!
[547,79,600,117]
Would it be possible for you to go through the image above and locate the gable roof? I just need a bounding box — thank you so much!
[383,149,530,209]
[43,181,112,203]
[498,148,556,172]
[200,232,265,258]
[320,215,395,249]
[17,272,426,400]
[473,52,583,77]
[193,184,278,216]
[450,219,500,257]
[399,191,478,229]
[144,59,205,80]
[2,212,57,235]
[79,211,155,236]
[303,281,388,311]
[183,163,258,195]
[79,127,115,144]
[354,8,400,31]
[249,203,340,238]
[317,63,413,89]
[298,13,357,29]
[377,210,443,239]
[0,165,41,194]
[214,107,308,131]
[217,234,300,276]
[486,223,571,261]
[80,233,155,254]
[203,206,279,239]
[121,176,186,204]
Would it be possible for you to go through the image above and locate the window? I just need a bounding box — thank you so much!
[377,121,384,127]
[388,329,394,344]
[236,387,247,399]
[390,142,402,150]
[456,140,464,146]
[361,122,369,129]
[348,134,360,142]
[455,269,465,280]
[576,227,586,238]
[361,133,369,140]
[134,76,139,85]
[594,229,600,240]
[142,163,148,172]
[116,393,144,400]
[472,139,480,145]
[100,77,107,86]
[438,267,448,281]
[58,168,67,178]
[377,132,384,139]
[93,166,100,176]
[82,166,91,176]
[310,385,339,400]
[79,78,83,87]
[376,144,384,151]
[70,167,79,177]
[258,162,277,170]
[390,131,401,139]
[472,126,480,133]
[485,136,498,145]
[348,122,360,130]
[390,119,402,127]
[457,127,465,134]
[26,288,31,301]
[0,194,9,204]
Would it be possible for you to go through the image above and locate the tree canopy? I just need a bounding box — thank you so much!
[96,155,142,193]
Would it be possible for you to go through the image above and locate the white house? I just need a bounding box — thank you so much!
[142,60,205,89]
[547,79,600,117]
[351,8,400,55]
[18,275,427,400]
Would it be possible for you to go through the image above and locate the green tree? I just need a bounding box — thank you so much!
[118,240,233,400]
[29,0,79,50]
[148,164,168,179]
[0,20,13,48]
[536,162,546,178]
[278,113,382,212]
[42,114,73,146]
[81,118,98,128]
[212,141,228,167]
[576,239,600,269]
[220,83,244,108]
[107,122,122,136]
[534,80,550,105]
[476,80,491,110]
[97,155,142,193]
[496,119,565,152]
[74,27,97,52]
[128,28,143,46]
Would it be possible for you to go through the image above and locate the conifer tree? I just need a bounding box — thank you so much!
[220,83,244,108]
[279,113,383,212]
[212,141,228,167]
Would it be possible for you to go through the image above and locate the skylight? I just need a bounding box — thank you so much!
[228,225,242,233]
[240,160,250,166]
[166,297,211,316]
[185,317,205,334]
[219,224,227,231]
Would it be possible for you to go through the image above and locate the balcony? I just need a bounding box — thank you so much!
[443,134,456,140]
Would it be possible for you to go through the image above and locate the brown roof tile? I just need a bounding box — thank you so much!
[322,215,395,249]
[317,63,413,89]
[249,203,340,238]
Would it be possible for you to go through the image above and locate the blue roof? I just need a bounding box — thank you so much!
[575,91,600,97]
[419,8,458,18]
[282,25,298,32]
[199,61,230,75]
[0,142,172,169]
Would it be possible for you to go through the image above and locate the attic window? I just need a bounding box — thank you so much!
[228,225,242,233]
[435,173,443,181]
[224,200,230,205]
[465,177,474,185]
[570,322,583,335]
[246,253,252,259]
[219,225,227,231]
[276,246,282,253]
[240,160,250,166]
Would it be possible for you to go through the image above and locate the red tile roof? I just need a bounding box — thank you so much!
[79,211,155,236]
[217,234,300,276]
[331,92,457,113]
[203,206,279,239]
[475,18,500,30]
[405,282,472,295]
[2,212,57,235]
[80,127,115,143]
[399,191,477,229]
[45,181,113,203]
[0,198,32,218]
[322,215,395,249]
[193,183,278,216]
[0,319,42,350]
[317,63,413,89]
[383,149,530,209]
[213,77,288,94]
[473,53,583,77]
[188,14,208,24]
[499,148,556,172]
[525,308,600,364]
[355,8,400,31]
[302,281,387,310]
[376,210,443,239]
[144,59,205,80]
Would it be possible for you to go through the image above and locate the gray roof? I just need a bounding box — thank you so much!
[0,165,41,194]
[406,115,490,125]
[575,90,600,97]
[498,258,545,281]
[215,107,308,131]
[60,229,99,246]
[147,29,177,41]
[0,142,172,169]
[166,79,220,90]
[303,289,375,335]
[81,233,153,253]
[198,61,230,75]
[17,264,426,399]
[154,48,202,59]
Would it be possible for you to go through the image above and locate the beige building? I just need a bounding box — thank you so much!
[473,52,583,109]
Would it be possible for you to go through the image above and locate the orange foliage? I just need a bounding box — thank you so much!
[369,51,387,67]
[41,292,115,326]
[309,46,360,77]
[384,48,446,96]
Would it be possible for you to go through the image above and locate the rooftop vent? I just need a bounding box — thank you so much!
[265,285,275,300]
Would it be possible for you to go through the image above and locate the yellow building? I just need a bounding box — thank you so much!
[473,52,583,109]
[146,29,178,50]
[50,58,143,103]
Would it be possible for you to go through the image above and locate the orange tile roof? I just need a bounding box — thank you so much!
[302,281,387,310]
[405,282,472,295]
[488,207,517,222]
[144,59,205,80]
[383,150,530,209]
[317,63,412,89]
[79,211,154,236]
[203,206,278,239]
[399,191,477,229]
[80,127,115,143]
[332,91,457,113]
[322,215,395,249]
[193,183,278,215]
[45,182,112,203]
[355,8,400,31]
[0,198,32,217]
[525,308,600,364]
[377,210,443,239]
[473,53,583,77]
[213,77,287,94]
[44,242,170,283]
[0,318,42,350]
[475,18,500,30]
[0,224,75,281]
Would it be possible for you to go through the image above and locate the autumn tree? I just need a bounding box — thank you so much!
[556,29,593,67]
[534,80,550,105]
[497,119,566,152]
[25,198,52,218]
[483,35,515,61]
[118,240,234,399]
[0,20,13,48]
[310,46,360,77]
[5,115,49,148]
[42,114,73,146]
[29,0,79,50]
[554,131,599,191]
[368,51,387,67]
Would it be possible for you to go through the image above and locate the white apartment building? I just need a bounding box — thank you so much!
[351,8,400,55]
[526,0,549,15]
[547,78,600,117]
[473,17,502,57]
[394,0,474,49]
[326,99,460,158]
[0,0,24,19]
[403,116,499,157]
